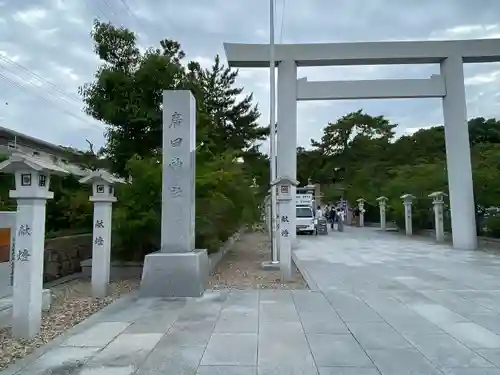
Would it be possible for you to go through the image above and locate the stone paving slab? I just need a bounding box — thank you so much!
[6,227,500,374]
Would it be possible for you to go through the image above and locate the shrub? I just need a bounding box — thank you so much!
[111,153,261,261]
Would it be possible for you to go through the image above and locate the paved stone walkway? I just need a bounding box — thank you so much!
[5,227,500,374]
[293,227,500,374]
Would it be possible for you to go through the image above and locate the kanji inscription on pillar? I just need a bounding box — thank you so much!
[18,224,31,236]
[168,157,184,170]
[169,111,183,128]
[15,224,32,264]
[170,137,183,147]
[17,248,30,262]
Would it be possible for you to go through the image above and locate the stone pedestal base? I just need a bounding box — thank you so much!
[139,250,208,298]
[261,260,280,270]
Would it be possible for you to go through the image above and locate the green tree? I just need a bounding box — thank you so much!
[79,21,266,257]
[311,110,396,157]
[307,111,397,187]
[299,113,500,236]
[190,55,267,154]
[469,117,500,145]
[80,21,186,175]
[112,152,261,260]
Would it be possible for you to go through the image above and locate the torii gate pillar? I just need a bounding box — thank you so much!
[440,56,477,250]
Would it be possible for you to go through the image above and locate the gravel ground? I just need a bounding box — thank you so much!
[0,278,140,370]
[209,230,308,290]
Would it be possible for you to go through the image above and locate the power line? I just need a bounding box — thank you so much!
[0,72,102,130]
[83,0,112,22]
[119,0,144,28]
[0,67,80,110]
[117,0,148,50]
[0,0,149,131]
[0,55,82,104]
[100,0,119,20]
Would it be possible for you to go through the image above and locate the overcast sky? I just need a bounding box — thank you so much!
[0,0,499,153]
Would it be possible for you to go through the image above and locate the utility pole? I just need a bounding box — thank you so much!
[267,0,279,266]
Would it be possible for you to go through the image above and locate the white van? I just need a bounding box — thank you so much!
[296,205,315,235]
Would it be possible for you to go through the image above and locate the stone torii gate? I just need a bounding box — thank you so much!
[224,38,500,252]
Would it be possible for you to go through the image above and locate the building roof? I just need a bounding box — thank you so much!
[0,125,83,157]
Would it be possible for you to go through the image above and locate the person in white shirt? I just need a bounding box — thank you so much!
[316,205,323,218]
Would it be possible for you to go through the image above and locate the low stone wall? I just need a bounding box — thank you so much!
[44,234,92,282]
[81,259,143,280]
[80,228,247,280]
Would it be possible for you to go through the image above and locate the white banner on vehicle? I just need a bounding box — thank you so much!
[296,194,313,206]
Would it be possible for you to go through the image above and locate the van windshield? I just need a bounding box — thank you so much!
[296,207,313,218]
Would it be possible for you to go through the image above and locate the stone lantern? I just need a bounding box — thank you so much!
[271,175,299,281]
[0,153,68,339]
[428,191,447,242]
[376,196,389,230]
[400,194,416,236]
[79,170,125,298]
[356,198,366,227]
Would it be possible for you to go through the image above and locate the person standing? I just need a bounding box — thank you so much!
[354,207,360,226]
[328,208,336,229]
[316,205,323,218]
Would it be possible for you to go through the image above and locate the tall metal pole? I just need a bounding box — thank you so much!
[269,0,279,264]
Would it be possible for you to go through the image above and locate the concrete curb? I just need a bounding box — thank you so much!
[292,251,320,291]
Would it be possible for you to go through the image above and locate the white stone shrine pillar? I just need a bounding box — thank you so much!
[401,194,415,236]
[79,171,124,298]
[272,177,299,281]
[376,196,388,231]
[277,60,298,248]
[140,90,208,298]
[0,153,67,339]
[356,198,365,227]
[441,56,477,250]
[429,191,447,242]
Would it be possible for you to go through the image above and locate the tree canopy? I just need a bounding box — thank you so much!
[79,21,267,176]
[298,110,500,236]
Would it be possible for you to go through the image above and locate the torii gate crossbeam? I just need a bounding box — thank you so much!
[297,75,446,100]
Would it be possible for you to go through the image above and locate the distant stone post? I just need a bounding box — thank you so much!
[401,194,416,236]
[79,170,125,298]
[356,198,365,227]
[429,191,447,242]
[272,176,299,281]
[140,90,208,298]
[0,153,68,339]
[376,196,388,230]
